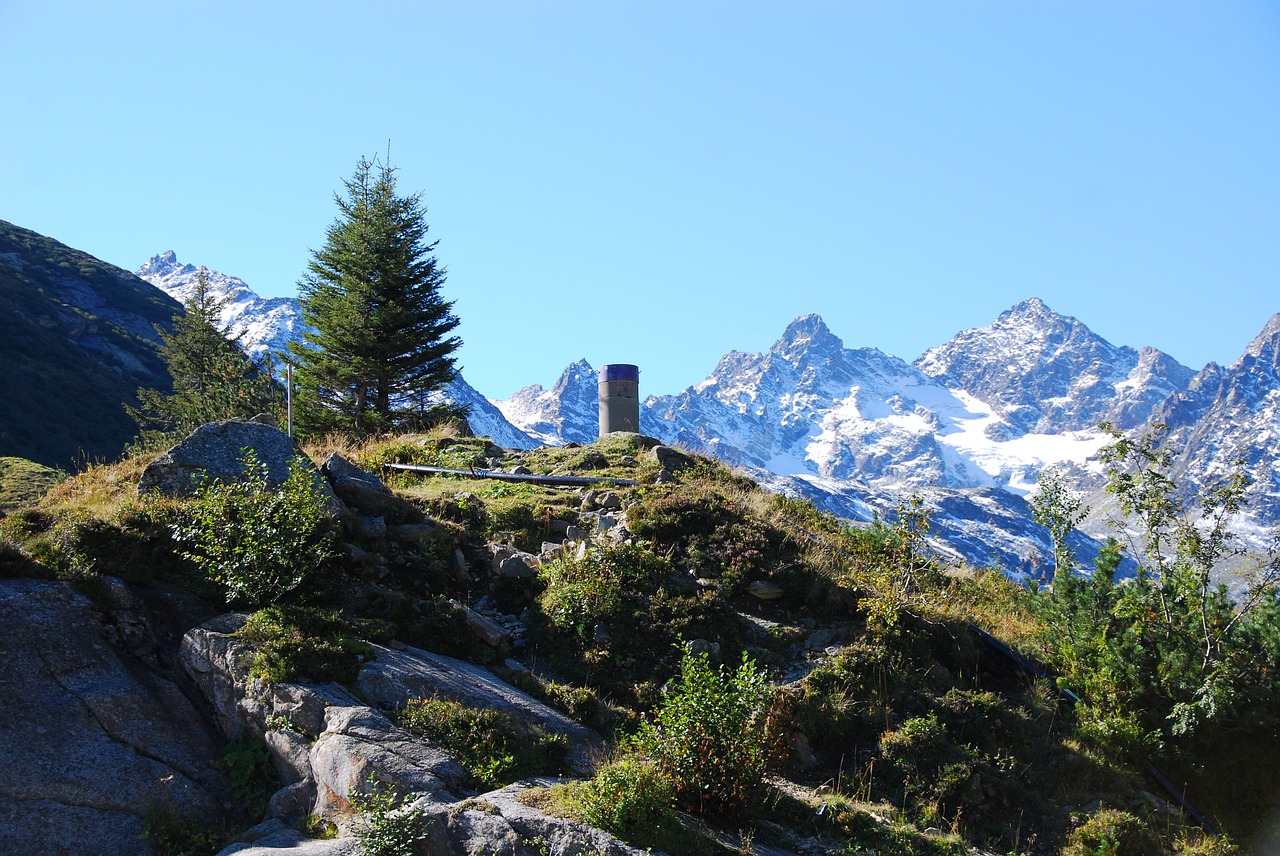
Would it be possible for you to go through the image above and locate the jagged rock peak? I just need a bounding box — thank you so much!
[558,358,596,382]
[772,313,844,360]
[138,250,195,277]
[1241,312,1280,365]
[986,297,1092,343]
[998,296,1057,322]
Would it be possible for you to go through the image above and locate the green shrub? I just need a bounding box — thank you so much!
[218,737,277,822]
[1063,809,1162,856]
[538,544,666,639]
[141,800,223,856]
[398,697,568,789]
[577,756,676,839]
[171,451,335,605]
[880,713,954,777]
[237,606,371,685]
[350,783,432,856]
[633,650,784,818]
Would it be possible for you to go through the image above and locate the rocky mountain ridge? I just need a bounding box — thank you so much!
[498,304,1278,571]
[1156,312,1280,528]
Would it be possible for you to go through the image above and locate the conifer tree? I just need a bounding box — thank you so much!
[289,156,461,434]
[130,268,277,440]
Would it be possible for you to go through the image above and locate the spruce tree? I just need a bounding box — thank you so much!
[290,156,461,435]
[130,268,277,441]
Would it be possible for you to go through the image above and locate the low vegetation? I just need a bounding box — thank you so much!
[2,423,1275,854]
[398,697,568,789]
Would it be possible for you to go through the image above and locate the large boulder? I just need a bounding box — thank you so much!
[0,578,223,855]
[138,420,313,497]
[308,705,465,820]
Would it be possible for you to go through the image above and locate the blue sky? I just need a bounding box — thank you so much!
[3,1,1278,399]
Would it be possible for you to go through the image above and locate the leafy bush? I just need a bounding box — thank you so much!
[880,713,956,778]
[172,450,335,605]
[632,650,784,818]
[576,756,676,839]
[217,737,277,823]
[141,800,224,856]
[850,496,944,627]
[538,544,667,639]
[1031,424,1280,742]
[350,783,432,856]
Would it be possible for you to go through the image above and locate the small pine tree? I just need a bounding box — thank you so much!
[290,155,461,436]
[130,268,278,441]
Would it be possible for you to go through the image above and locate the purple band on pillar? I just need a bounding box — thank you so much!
[598,364,639,383]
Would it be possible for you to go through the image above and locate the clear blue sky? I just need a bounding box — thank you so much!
[3,1,1278,399]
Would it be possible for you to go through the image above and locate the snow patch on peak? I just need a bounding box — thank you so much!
[137,253,295,365]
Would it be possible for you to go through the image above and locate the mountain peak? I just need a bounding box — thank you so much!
[139,250,193,278]
[998,297,1062,326]
[1242,313,1280,362]
[772,314,843,360]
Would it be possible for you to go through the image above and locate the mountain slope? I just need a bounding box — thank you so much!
[129,253,1278,574]
[0,220,177,468]
[136,251,307,366]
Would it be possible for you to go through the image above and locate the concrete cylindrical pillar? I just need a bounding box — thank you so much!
[598,364,640,437]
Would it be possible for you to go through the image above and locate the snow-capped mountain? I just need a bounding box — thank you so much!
[137,252,537,449]
[914,298,1195,435]
[490,300,1278,574]
[1157,313,1280,527]
[137,252,307,367]
[432,375,539,451]
[494,360,600,446]
[641,312,1110,496]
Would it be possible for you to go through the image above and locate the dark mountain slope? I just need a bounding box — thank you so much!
[0,220,178,468]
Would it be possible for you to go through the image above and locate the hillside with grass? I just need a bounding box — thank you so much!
[0,220,179,469]
[0,425,1274,855]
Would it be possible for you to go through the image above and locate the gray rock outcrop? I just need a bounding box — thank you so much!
[321,453,422,522]
[182,615,625,855]
[0,578,223,856]
[355,644,604,775]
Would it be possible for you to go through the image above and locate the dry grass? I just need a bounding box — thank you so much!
[36,449,164,522]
